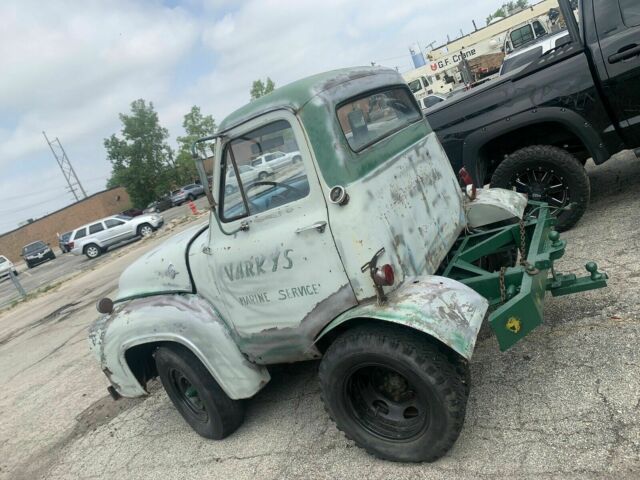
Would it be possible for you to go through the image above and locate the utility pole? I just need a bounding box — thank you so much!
[43,131,87,202]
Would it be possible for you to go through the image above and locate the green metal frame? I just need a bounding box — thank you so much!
[441,203,608,351]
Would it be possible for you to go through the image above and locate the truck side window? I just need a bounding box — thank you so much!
[532,20,546,37]
[510,25,534,49]
[74,228,87,240]
[105,219,125,228]
[219,119,310,222]
[89,223,105,234]
[337,87,422,152]
[619,0,640,27]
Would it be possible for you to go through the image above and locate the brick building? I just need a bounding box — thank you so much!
[0,186,131,263]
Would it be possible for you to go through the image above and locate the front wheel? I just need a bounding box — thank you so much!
[138,223,153,237]
[490,145,590,231]
[154,344,244,439]
[319,326,468,462]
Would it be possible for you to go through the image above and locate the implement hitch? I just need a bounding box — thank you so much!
[441,203,608,351]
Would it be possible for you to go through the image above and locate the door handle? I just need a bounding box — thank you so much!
[608,44,640,64]
[295,221,327,234]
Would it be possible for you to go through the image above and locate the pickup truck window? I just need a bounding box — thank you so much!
[532,20,546,37]
[510,25,535,50]
[337,87,422,152]
[619,0,640,27]
[220,119,310,221]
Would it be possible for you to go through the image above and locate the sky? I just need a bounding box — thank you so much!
[0,0,506,234]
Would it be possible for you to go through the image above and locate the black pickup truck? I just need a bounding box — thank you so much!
[427,0,640,230]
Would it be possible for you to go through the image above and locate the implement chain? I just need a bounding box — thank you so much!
[519,218,527,266]
[499,267,507,303]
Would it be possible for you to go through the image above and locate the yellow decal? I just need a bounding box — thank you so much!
[506,317,521,334]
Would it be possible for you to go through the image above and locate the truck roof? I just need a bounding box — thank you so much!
[218,66,400,133]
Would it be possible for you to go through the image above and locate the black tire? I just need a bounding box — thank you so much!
[154,344,244,439]
[490,145,590,231]
[26,262,32,269]
[12,269,18,276]
[84,244,101,259]
[188,194,195,202]
[258,171,269,180]
[137,223,153,237]
[50,252,56,260]
[319,325,468,462]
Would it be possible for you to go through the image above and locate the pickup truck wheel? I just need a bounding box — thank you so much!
[154,344,244,440]
[490,145,589,231]
[84,244,101,259]
[319,326,467,462]
[137,223,153,237]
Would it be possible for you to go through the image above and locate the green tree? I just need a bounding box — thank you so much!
[486,0,528,24]
[250,77,275,101]
[175,106,217,184]
[105,99,174,207]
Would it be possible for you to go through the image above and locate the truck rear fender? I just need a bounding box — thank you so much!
[90,294,270,400]
[465,108,610,184]
[314,276,489,360]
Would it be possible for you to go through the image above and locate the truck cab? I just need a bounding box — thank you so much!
[90,66,608,463]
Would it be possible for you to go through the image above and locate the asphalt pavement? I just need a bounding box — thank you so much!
[0,153,638,479]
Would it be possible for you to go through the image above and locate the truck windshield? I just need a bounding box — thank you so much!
[337,87,422,152]
[408,79,422,93]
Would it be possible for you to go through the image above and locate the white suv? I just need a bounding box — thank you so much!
[69,213,164,259]
[250,150,302,171]
[0,255,17,278]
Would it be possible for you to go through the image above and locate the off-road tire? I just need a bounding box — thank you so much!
[490,145,590,231]
[155,344,244,439]
[84,244,101,259]
[319,325,468,462]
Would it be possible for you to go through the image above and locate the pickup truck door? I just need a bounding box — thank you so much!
[203,112,358,364]
[592,0,640,144]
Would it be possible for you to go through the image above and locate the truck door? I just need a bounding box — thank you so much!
[204,112,358,364]
[593,0,640,144]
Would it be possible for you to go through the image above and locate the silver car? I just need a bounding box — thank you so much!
[170,184,205,206]
[69,213,164,259]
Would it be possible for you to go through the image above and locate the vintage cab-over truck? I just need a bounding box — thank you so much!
[89,67,607,462]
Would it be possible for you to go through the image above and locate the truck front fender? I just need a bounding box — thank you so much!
[89,294,270,400]
[315,276,489,359]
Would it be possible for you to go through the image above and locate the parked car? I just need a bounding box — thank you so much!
[0,255,18,278]
[121,208,144,217]
[426,0,640,231]
[170,184,205,206]
[144,196,172,214]
[58,231,72,253]
[250,150,302,171]
[21,241,56,268]
[69,213,164,259]
[90,66,607,463]
[224,164,273,194]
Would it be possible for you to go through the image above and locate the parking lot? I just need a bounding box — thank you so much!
[0,153,639,480]
[0,196,209,308]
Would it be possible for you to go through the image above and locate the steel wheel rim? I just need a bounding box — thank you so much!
[169,368,208,422]
[343,363,429,441]
[509,166,570,215]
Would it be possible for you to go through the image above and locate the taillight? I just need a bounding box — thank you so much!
[68,242,74,249]
[374,264,394,286]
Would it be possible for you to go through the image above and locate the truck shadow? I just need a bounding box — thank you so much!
[587,150,639,203]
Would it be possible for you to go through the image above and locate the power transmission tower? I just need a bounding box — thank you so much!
[42,131,87,202]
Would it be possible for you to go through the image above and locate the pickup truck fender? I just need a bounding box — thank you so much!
[89,294,271,400]
[315,276,489,360]
[462,106,610,184]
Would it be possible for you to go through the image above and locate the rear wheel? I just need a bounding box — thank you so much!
[490,145,590,231]
[319,326,468,462]
[258,171,269,180]
[154,344,244,439]
[84,244,101,259]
